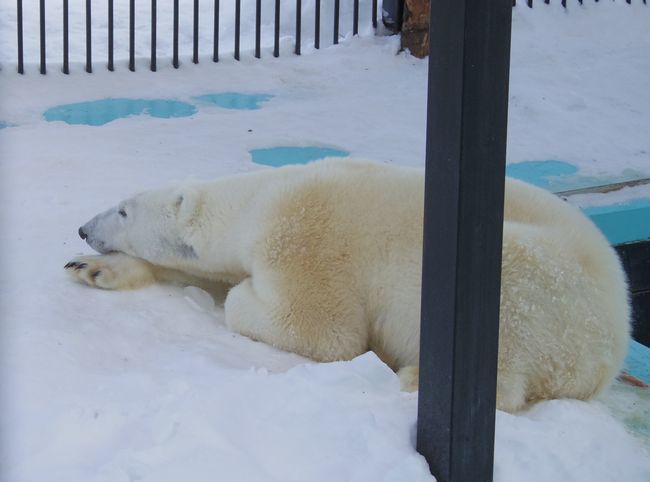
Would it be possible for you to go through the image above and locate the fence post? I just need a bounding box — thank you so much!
[416,0,512,481]
[16,0,24,74]
[108,0,114,71]
[85,0,92,73]
[129,0,135,71]
[39,0,46,74]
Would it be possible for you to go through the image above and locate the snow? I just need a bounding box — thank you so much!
[1,1,650,481]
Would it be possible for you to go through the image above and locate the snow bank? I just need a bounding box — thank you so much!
[3,351,433,482]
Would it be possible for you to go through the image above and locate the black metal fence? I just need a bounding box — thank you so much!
[513,0,645,6]
[10,0,647,75]
[13,0,379,75]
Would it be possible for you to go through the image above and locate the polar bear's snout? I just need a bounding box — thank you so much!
[78,209,122,254]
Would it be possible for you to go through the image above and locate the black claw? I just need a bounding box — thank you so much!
[64,262,76,269]
[91,270,101,280]
[75,263,87,270]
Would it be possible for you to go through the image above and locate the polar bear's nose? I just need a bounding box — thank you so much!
[78,227,88,240]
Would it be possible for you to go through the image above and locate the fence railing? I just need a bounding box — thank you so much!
[8,0,646,75]
[513,0,646,6]
[12,0,379,75]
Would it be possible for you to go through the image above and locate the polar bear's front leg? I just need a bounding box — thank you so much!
[64,253,156,290]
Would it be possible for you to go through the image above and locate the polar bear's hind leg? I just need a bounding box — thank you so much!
[225,277,368,362]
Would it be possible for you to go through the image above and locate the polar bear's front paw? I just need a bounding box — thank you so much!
[64,253,156,290]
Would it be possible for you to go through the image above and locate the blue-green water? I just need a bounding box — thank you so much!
[0,121,15,129]
[506,160,649,243]
[43,93,274,126]
[44,98,197,126]
[250,146,350,167]
[584,198,650,245]
[194,93,273,110]
[506,160,579,191]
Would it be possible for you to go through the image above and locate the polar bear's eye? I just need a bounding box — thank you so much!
[118,209,127,218]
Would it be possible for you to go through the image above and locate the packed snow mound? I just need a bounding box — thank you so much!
[3,352,432,482]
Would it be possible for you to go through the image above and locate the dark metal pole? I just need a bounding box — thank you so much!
[235,0,240,60]
[372,0,378,29]
[213,0,219,62]
[193,0,200,63]
[417,0,512,481]
[173,0,179,67]
[274,0,280,57]
[129,0,135,71]
[333,0,339,45]
[17,0,24,74]
[63,0,69,74]
[255,0,261,58]
[108,0,114,71]
[314,0,320,49]
[353,0,359,36]
[39,0,46,74]
[85,0,92,73]
[295,0,302,55]
[151,0,157,71]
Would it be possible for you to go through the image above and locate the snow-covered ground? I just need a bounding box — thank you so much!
[1,1,650,481]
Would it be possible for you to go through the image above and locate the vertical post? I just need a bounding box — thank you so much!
[173,0,180,68]
[108,0,114,71]
[85,0,92,73]
[193,0,200,63]
[333,0,339,45]
[129,0,135,71]
[372,0,377,29]
[213,0,219,62]
[255,0,261,58]
[63,0,69,74]
[151,0,157,71]
[416,0,512,481]
[17,0,24,74]
[234,0,241,60]
[314,0,320,49]
[295,0,302,55]
[353,0,359,36]
[39,0,46,74]
[274,0,280,57]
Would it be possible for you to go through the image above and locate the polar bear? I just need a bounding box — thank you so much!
[65,159,630,412]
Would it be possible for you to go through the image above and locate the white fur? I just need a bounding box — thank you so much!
[66,159,630,412]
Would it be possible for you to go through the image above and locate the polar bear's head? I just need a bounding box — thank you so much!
[78,187,199,264]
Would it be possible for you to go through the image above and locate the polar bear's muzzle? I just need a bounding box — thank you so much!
[79,223,113,254]
[79,209,120,254]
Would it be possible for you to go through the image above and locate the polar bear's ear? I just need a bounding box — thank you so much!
[174,187,203,226]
